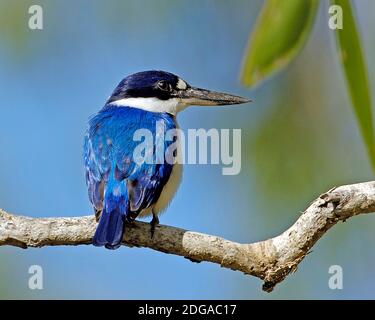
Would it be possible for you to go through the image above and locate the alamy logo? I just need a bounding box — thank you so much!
[328,5,343,30]
[28,5,43,30]
[328,265,343,290]
[28,265,43,290]
[132,122,242,175]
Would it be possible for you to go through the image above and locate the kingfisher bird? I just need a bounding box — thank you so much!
[84,70,249,249]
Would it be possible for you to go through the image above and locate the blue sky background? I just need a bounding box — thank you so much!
[0,0,375,299]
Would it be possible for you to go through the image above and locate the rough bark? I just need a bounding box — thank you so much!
[1,181,374,292]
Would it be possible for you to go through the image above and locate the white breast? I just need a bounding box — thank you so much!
[153,161,182,215]
[138,123,183,217]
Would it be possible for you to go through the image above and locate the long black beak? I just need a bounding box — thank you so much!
[176,87,251,106]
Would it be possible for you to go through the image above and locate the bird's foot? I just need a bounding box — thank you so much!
[125,212,138,225]
[94,209,102,222]
[150,214,159,239]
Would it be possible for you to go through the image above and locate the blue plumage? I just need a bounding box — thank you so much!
[84,106,176,249]
[84,70,249,250]
[93,178,129,249]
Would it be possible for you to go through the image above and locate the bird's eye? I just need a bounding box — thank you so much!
[157,81,172,92]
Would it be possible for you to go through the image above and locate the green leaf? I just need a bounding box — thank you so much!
[241,0,319,87]
[332,0,375,170]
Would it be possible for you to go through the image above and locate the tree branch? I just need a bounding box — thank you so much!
[1,181,375,292]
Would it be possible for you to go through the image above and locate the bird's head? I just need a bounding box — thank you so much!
[106,70,250,115]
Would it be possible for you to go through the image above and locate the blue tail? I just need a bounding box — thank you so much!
[93,180,128,250]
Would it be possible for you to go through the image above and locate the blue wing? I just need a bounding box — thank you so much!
[84,106,176,249]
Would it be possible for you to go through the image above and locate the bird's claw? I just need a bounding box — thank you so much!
[150,214,159,239]
[94,209,102,222]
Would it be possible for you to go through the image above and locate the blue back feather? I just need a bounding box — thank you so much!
[84,106,176,248]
